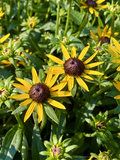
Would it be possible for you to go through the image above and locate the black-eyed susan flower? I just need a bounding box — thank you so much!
[27,17,37,28]
[0,7,4,19]
[106,37,120,71]
[45,44,104,92]
[9,67,71,123]
[90,25,118,47]
[78,0,107,17]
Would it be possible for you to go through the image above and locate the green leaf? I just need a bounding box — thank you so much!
[7,20,20,31]
[14,55,25,63]
[44,141,52,149]
[62,138,72,147]
[0,125,23,160]
[21,133,28,160]
[31,125,45,160]
[71,81,77,97]
[105,14,112,23]
[70,10,85,25]
[52,134,58,145]
[0,68,12,79]
[12,105,28,115]
[39,69,46,83]
[44,103,59,124]
[23,52,44,68]
[97,16,104,27]
[65,145,78,152]
[114,104,120,114]
[4,100,11,108]
[0,107,11,114]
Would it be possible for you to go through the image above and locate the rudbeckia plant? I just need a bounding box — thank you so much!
[46,44,104,92]
[9,67,71,123]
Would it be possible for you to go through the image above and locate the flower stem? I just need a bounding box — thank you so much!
[75,12,89,38]
[55,2,60,36]
[64,0,72,36]
[11,106,23,127]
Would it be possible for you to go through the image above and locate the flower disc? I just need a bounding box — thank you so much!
[64,58,85,76]
[29,83,50,103]
[86,0,97,7]
[99,36,110,46]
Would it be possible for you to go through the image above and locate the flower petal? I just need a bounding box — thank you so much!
[45,70,65,75]
[113,80,120,91]
[48,66,64,71]
[68,76,74,91]
[114,95,120,99]
[76,76,89,91]
[89,7,94,14]
[112,60,120,63]
[96,0,105,4]
[61,44,70,60]
[51,91,71,97]
[71,46,76,58]
[48,74,59,88]
[82,73,93,80]
[85,62,104,68]
[0,33,10,43]
[11,83,29,92]
[9,94,29,99]
[84,51,98,64]
[47,98,66,109]
[102,25,109,37]
[37,103,43,123]
[78,46,89,61]
[46,54,64,65]
[90,30,99,41]
[111,37,120,51]
[45,73,53,86]
[84,70,104,75]
[24,101,36,122]
[20,99,32,106]
[32,67,39,84]
[16,78,32,90]
[117,66,120,71]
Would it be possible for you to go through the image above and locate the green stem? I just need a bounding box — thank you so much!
[64,0,72,36]
[18,0,20,32]
[111,14,115,37]
[83,132,97,137]
[10,0,12,20]
[30,0,34,16]
[75,12,89,38]
[55,2,60,36]
[11,106,23,127]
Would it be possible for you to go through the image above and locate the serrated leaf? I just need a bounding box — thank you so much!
[44,103,59,124]
[0,125,23,160]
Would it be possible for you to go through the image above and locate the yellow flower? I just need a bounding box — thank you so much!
[90,25,118,46]
[9,67,71,123]
[106,37,120,71]
[79,0,107,17]
[45,44,104,92]
[0,7,4,19]
[113,80,120,99]
[27,17,37,28]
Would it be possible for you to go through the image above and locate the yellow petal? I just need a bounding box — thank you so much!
[98,26,102,37]
[85,62,104,68]
[113,81,120,91]
[71,46,76,58]
[45,70,65,75]
[16,78,32,90]
[96,0,105,4]
[0,33,10,43]
[24,101,36,122]
[61,44,70,60]
[117,66,120,71]
[11,83,29,92]
[102,25,109,37]
[96,5,108,9]
[45,73,52,86]
[112,60,120,63]
[37,103,43,123]
[51,91,71,97]
[48,74,59,88]
[20,99,32,106]
[76,76,89,91]
[90,30,99,41]
[47,98,66,109]
[111,37,120,51]
[106,48,119,58]
[92,8,98,17]
[48,66,64,71]
[78,46,89,61]
[46,54,64,65]
[79,1,87,6]
[114,95,120,99]
[68,76,74,91]
[84,69,104,75]
[89,7,94,14]
[81,73,93,80]
[9,94,29,99]
[32,67,39,84]
[84,51,98,64]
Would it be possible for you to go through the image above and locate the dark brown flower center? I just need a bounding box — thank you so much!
[99,36,110,46]
[51,145,61,157]
[86,0,97,7]
[29,83,50,103]
[64,58,85,76]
